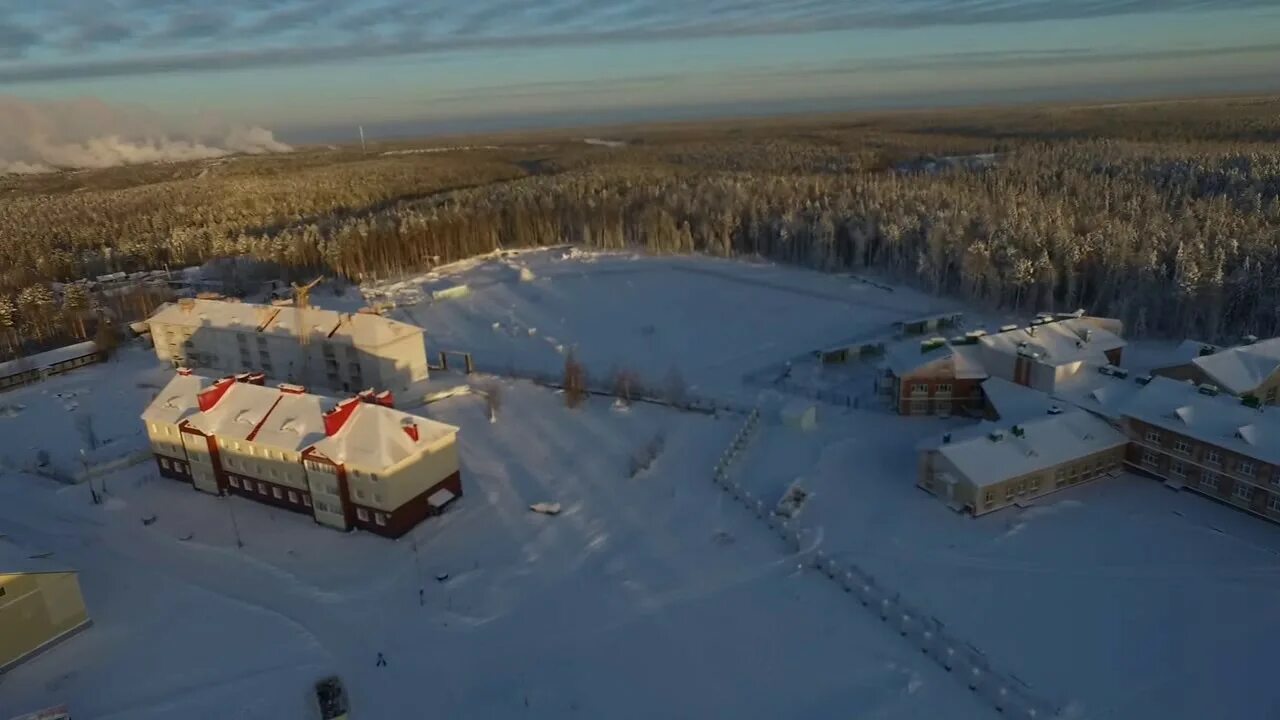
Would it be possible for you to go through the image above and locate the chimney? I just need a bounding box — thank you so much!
[375,390,394,408]
[279,383,307,394]
[176,367,192,376]
[234,372,251,383]
[247,372,266,386]
[197,376,237,412]
[357,388,376,404]
[401,417,419,442]
[323,397,361,436]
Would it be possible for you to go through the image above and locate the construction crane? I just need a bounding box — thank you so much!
[290,276,323,386]
[293,276,323,310]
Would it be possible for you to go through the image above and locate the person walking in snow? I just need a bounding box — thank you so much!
[376,652,387,667]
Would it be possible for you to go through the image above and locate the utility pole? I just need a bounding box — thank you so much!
[227,496,244,548]
[359,125,367,155]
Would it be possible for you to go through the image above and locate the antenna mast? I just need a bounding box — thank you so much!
[359,125,367,155]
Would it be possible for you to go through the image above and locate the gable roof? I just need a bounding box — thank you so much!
[1192,338,1280,395]
[0,340,100,379]
[1122,375,1280,465]
[981,377,1058,423]
[884,340,987,379]
[183,380,282,441]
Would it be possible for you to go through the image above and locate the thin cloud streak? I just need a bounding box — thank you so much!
[1,0,1276,81]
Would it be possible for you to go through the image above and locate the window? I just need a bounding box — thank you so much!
[1015,479,1027,495]
[1235,482,1254,501]
[1170,460,1186,478]
[1029,476,1041,492]
[376,513,388,527]
[1269,494,1280,513]
[272,487,282,499]
[369,473,378,483]
[258,482,267,494]
[1055,468,1066,487]
[355,489,366,501]
[1239,461,1256,477]
[984,491,995,505]
[1268,387,1278,403]
[1173,439,1191,455]
[1142,451,1159,467]
[1092,461,1104,477]
[1145,430,1160,443]
[912,383,929,393]
[357,508,370,521]
[937,383,953,393]
[160,458,170,470]
[287,490,297,503]
[373,492,383,504]
[229,477,240,488]
[303,495,312,507]
[1206,449,1221,466]
[1202,472,1220,490]
[1004,485,1015,502]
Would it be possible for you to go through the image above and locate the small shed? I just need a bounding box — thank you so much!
[781,399,817,431]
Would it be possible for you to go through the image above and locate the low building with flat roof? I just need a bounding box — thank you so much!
[918,408,1127,516]
[0,539,91,674]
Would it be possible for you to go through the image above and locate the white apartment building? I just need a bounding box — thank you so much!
[146,299,429,395]
[142,371,461,538]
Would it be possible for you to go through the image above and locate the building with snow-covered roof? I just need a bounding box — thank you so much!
[881,313,1124,416]
[146,298,428,396]
[1120,375,1280,521]
[142,371,461,538]
[881,338,987,416]
[918,408,1127,516]
[1151,337,1280,405]
[975,315,1124,393]
[1,538,92,673]
[0,341,104,392]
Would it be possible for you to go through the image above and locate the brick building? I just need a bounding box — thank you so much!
[142,370,461,538]
[883,313,1125,416]
[1121,375,1280,521]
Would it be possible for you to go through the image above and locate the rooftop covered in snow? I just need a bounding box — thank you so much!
[0,340,100,378]
[884,338,987,379]
[148,299,423,348]
[934,409,1127,487]
[141,372,213,426]
[977,316,1124,367]
[1190,337,1280,395]
[1121,375,1280,465]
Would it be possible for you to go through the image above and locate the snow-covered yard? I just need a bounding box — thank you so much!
[731,407,1280,720]
[1,379,988,719]
[4,250,1279,719]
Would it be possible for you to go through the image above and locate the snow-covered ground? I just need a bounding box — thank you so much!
[4,249,1278,719]
[1,377,988,719]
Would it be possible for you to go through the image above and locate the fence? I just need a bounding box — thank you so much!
[705,408,1061,719]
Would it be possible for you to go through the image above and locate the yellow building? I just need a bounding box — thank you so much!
[1,541,91,674]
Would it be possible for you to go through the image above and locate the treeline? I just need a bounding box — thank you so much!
[3,97,1280,346]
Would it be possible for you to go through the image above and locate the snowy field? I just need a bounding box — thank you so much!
[731,408,1280,720]
[1,348,986,718]
[348,250,951,400]
[4,250,1279,719]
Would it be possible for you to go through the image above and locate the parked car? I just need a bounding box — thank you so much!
[315,676,349,720]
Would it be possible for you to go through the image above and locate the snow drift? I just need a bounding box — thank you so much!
[0,96,291,175]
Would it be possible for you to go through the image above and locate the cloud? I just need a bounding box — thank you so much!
[2,0,1276,82]
[0,96,291,175]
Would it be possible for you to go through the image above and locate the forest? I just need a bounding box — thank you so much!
[2,95,1280,355]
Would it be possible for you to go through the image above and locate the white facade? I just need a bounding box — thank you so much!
[146,299,429,395]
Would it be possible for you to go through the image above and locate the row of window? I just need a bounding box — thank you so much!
[1142,430,1258,478]
[911,383,954,394]
[228,475,312,508]
[158,457,190,475]
[354,507,390,526]
[981,458,1117,507]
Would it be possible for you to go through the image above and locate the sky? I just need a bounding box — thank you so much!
[2,0,1280,141]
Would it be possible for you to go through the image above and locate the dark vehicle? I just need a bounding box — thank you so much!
[315,676,349,720]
